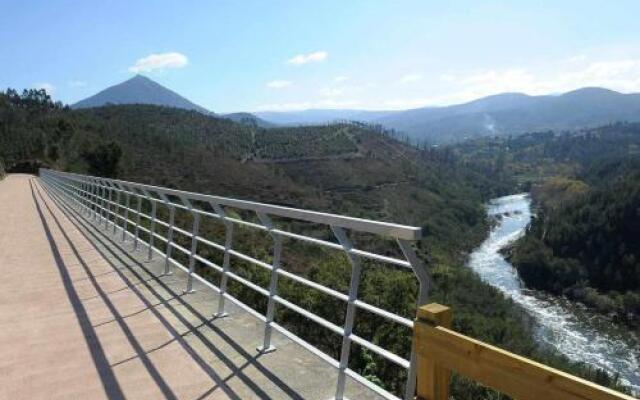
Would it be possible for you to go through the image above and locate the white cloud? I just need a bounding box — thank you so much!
[68,80,87,88]
[254,54,640,113]
[287,51,328,65]
[399,74,422,84]
[266,80,292,89]
[438,58,640,104]
[319,87,343,97]
[566,54,587,63]
[128,52,188,73]
[34,82,55,94]
[334,76,349,82]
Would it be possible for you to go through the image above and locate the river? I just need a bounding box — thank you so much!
[468,193,640,393]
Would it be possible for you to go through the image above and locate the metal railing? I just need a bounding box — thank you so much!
[40,169,430,400]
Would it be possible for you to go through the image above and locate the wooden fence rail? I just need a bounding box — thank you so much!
[413,303,637,400]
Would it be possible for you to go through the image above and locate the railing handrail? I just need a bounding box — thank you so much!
[47,170,422,240]
[414,303,637,400]
[39,168,430,400]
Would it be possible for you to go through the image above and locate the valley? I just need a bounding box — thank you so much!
[1,87,638,397]
[4,3,640,399]
[471,194,640,392]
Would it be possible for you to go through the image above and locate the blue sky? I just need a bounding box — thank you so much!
[2,0,640,112]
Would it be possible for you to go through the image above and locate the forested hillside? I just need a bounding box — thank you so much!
[511,164,640,328]
[0,88,629,397]
[451,124,640,330]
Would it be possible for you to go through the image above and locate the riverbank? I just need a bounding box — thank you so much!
[468,193,640,393]
[504,237,640,332]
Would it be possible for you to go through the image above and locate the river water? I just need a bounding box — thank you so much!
[468,193,640,393]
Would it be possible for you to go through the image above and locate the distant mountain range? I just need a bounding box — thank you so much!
[375,88,640,143]
[256,88,640,143]
[72,76,640,143]
[254,109,398,125]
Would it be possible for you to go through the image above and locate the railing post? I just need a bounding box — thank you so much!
[84,180,91,216]
[105,182,113,228]
[398,238,430,400]
[94,180,102,222]
[122,190,130,242]
[81,181,89,215]
[113,186,121,234]
[98,181,105,224]
[212,202,233,318]
[415,303,452,400]
[164,203,176,275]
[184,198,200,294]
[100,180,109,227]
[133,191,142,251]
[147,194,157,261]
[90,180,98,221]
[257,212,282,354]
[331,226,362,400]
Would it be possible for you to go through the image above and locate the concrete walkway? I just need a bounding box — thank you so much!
[0,174,383,400]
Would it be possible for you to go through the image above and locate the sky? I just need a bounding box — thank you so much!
[2,0,640,113]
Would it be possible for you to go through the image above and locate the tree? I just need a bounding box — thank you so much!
[82,142,122,177]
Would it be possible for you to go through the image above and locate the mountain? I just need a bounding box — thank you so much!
[255,109,399,126]
[375,88,640,143]
[74,78,640,144]
[72,75,211,114]
[255,88,640,144]
[221,112,274,128]
[2,90,631,395]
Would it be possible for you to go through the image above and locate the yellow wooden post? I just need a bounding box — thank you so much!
[415,303,452,400]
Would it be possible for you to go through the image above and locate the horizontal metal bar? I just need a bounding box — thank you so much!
[354,300,413,328]
[228,249,273,271]
[48,172,412,268]
[172,225,192,238]
[273,295,344,336]
[193,254,223,273]
[195,236,225,252]
[276,268,349,301]
[43,169,422,240]
[169,241,191,256]
[349,334,410,369]
[152,232,168,243]
[225,271,270,297]
[45,174,413,329]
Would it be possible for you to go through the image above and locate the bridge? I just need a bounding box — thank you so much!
[0,171,635,400]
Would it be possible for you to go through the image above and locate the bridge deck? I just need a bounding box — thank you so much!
[0,174,382,400]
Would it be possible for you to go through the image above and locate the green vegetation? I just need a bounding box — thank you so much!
[1,88,632,397]
[451,124,640,331]
[451,123,640,191]
[511,165,640,329]
[253,125,358,160]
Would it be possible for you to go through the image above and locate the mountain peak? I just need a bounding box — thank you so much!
[561,87,622,98]
[72,75,211,114]
[127,74,152,82]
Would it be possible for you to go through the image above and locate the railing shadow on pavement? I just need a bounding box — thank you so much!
[34,178,308,400]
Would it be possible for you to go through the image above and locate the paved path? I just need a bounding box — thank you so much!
[0,174,382,400]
